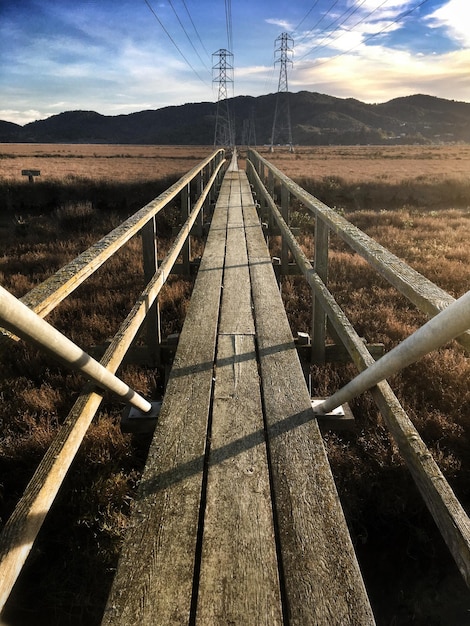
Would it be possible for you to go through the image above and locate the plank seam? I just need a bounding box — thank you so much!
[254,330,290,626]
[241,178,290,625]
[189,174,230,624]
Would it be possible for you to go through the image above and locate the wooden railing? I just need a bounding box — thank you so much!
[246,148,470,589]
[0,149,226,611]
[1,146,469,620]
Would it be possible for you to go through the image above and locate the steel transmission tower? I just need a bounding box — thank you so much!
[213,48,234,147]
[270,33,294,153]
[241,108,257,146]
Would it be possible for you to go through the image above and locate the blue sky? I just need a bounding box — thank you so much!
[1,0,469,125]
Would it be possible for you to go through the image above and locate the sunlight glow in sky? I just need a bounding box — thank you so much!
[0,0,468,125]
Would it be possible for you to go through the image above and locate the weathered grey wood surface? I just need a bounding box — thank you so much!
[248,150,470,354]
[0,151,224,350]
[102,175,228,625]
[102,157,374,625]
[196,171,282,623]
[247,156,470,590]
[242,181,375,626]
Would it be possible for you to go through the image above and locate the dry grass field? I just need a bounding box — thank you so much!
[1,143,469,625]
[256,144,470,183]
[0,144,213,182]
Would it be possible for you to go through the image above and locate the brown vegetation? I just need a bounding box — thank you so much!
[0,144,213,182]
[256,144,470,184]
[1,144,470,624]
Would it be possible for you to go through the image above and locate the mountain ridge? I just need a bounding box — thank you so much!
[1,91,469,145]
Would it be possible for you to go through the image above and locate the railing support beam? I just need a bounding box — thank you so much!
[312,218,328,364]
[142,216,162,367]
[0,286,152,413]
[280,185,290,278]
[315,289,470,414]
[181,182,191,276]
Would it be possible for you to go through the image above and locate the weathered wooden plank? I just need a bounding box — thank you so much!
[0,175,225,612]
[219,175,255,336]
[248,151,470,353]
[102,181,229,625]
[242,184,375,626]
[305,266,470,588]
[196,173,281,622]
[196,334,283,624]
[248,157,470,591]
[0,151,224,347]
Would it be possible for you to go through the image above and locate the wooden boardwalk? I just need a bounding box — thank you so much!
[102,156,375,625]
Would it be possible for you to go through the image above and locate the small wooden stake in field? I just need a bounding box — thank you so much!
[21,169,41,183]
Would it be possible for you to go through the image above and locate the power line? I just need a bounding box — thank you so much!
[298,0,370,61]
[143,0,211,87]
[180,0,211,60]
[263,62,278,96]
[302,0,432,67]
[167,0,210,71]
[292,0,322,35]
[296,0,342,47]
[225,0,233,53]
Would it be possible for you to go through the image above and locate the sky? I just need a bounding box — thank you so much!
[1,0,469,126]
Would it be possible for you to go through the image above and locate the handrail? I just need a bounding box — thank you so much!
[3,149,225,327]
[316,289,470,414]
[0,152,226,612]
[0,285,152,412]
[247,149,470,353]
[246,156,470,588]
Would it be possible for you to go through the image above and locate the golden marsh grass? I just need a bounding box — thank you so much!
[1,143,470,625]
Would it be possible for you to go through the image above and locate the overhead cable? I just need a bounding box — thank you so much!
[302,0,432,67]
[181,0,211,60]
[292,0,322,35]
[167,0,210,71]
[225,0,233,52]
[298,0,369,60]
[296,0,342,47]
[143,0,211,87]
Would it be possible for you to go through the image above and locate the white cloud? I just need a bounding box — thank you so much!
[368,0,415,20]
[266,18,293,31]
[426,0,470,46]
[294,0,411,60]
[292,47,470,103]
[0,109,46,125]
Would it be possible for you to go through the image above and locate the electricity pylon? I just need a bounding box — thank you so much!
[213,48,234,147]
[241,108,257,146]
[270,33,294,153]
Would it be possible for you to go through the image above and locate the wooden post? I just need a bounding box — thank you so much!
[248,148,256,175]
[21,169,40,183]
[267,169,274,199]
[197,170,205,237]
[311,217,328,364]
[142,217,161,367]
[181,182,191,276]
[266,170,275,233]
[257,161,268,223]
[281,184,290,279]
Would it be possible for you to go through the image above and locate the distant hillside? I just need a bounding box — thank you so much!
[1,92,469,145]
